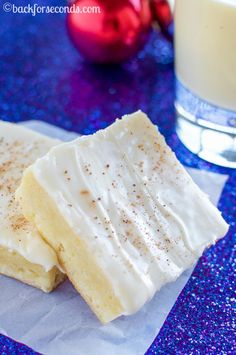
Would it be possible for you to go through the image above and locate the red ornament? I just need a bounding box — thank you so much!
[151,0,173,40]
[67,0,152,63]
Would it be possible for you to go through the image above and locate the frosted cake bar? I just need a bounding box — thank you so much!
[0,122,65,292]
[17,111,228,321]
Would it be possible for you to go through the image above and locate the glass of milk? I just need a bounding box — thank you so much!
[174,0,236,168]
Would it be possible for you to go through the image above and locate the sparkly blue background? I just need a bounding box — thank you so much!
[0,1,235,354]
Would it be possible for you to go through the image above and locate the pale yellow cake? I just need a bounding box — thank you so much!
[17,111,228,321]
[0,121,65,292]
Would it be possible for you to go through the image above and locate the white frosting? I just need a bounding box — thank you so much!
[28,111,228,314]
[0,121,61,272]
[107,112,229,255]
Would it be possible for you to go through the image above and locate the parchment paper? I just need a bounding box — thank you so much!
[0,121,228,355]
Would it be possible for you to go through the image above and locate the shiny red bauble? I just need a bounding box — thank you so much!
[151,0,173,39]
[67,0,152,63]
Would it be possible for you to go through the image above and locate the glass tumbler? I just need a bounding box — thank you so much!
[174,0,236,168]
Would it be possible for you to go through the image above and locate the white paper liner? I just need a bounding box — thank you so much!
[0,121,228,355]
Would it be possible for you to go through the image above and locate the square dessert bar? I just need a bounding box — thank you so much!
[0,122,65,292]
[17,111,228,321]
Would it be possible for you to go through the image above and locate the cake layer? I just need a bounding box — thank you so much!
[17,111,228,321]
[0,246,64,292]
[0,121,65,291]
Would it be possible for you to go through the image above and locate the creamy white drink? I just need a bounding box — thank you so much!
[175,0,236,168]
[175,0,236,111]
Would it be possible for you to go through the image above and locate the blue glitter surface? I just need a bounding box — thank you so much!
[0,1,235,354]
[0,334,39,355]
